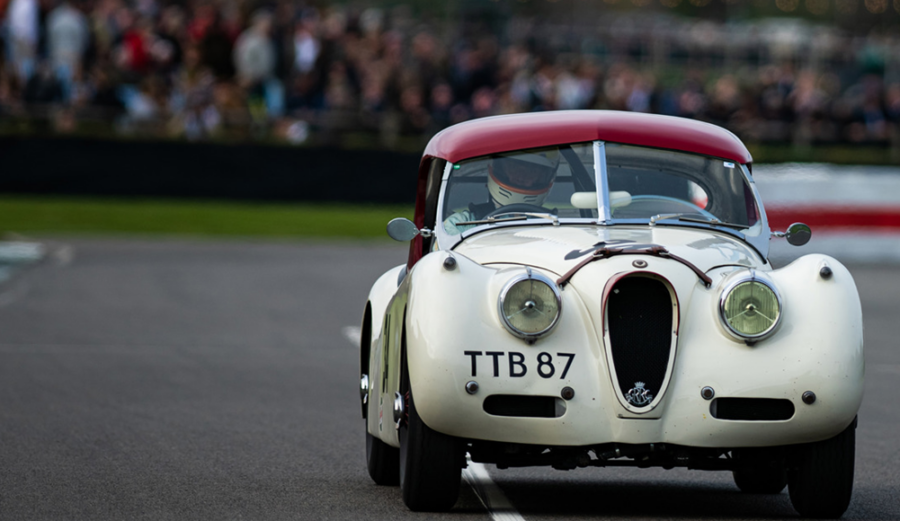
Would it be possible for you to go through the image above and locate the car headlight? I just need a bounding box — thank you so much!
[498,268,561,342]
[719,273,782,342]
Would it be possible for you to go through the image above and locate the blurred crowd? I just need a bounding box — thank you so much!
[2,0,900,148]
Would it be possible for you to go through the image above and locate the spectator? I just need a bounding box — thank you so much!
[172,44,215,138]
[399,83,429,133]
[124,75,164,122]
[233,9,284,118]
[233,10,275,89]
[555,61,595,110]
[4,0,39,81]
[428,82,454,131]
[292,19,319,75]
[153,5,185,75]
[115,13,154,76]
[46,0,90,91]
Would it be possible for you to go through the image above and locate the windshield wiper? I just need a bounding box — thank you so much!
[678,216,747,229]
[457,212,560,227]
[649,213,746,230]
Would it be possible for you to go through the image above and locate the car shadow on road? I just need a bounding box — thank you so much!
[489,476,895,520]
[492,477,800,519]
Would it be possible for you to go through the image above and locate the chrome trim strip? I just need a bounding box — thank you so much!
[434,161,456,249]
[441,159,454,181]
[740,163,771,261]
[594,141,610,223]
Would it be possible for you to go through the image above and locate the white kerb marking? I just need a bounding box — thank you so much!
[463,455,526,521]
[342,326,361,347]
[341,328,525,520]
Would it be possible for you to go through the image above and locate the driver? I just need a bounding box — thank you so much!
[444,147,559,235]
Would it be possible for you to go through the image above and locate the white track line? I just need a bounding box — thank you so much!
[341,325,526,521]
[463,456,526,521]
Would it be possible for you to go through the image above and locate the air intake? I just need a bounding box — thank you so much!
[711,398,795,421]
[483,395,566,418]
[607,276,674,408]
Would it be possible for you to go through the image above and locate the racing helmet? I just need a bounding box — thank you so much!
[488,147,560,206]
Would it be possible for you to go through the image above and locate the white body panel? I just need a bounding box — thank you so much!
[364,264,406,447]
[365,225,863,450]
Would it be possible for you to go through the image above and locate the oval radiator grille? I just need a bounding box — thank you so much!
[607,276,673,407]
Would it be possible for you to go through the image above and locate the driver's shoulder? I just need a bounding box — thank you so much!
[468,202,495,220]
[443,209,476,235]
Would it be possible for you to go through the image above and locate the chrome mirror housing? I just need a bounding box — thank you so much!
[785,222,812,246]
[773,222,811,246]
[386,218,432,242]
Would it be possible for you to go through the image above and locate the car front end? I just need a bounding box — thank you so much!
[363,112,864,517]
[405,228,863,453]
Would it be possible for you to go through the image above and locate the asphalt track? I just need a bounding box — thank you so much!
[0,239,897,520]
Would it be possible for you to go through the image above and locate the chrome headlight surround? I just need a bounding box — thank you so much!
[498,267,562,342]
[718,271,783,343]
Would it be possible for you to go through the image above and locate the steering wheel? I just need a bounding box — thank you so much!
[627,195,717,220]
[484,203,550,219]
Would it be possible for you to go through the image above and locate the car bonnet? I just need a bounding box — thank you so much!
[452,225,764,276]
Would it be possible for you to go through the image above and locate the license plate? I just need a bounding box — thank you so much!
[463,351,575,379]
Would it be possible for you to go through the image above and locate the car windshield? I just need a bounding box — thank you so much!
[442,143,597,235]
[440,141,759,236]
[605,143,759,228]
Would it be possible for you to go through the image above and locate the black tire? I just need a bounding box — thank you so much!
[398,353,463,511]
[366,431,399,486]
[788,419,856,518]
[733,466,787,494]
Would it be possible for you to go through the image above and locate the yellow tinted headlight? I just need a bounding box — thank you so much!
[499,269,561,340]
[720,278,781,341]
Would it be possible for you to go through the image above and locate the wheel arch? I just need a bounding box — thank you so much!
[361,301,373,379]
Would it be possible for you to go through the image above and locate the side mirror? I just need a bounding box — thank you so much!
[386,218,432,242]
[786,222,811,246]
[773,222,811,246]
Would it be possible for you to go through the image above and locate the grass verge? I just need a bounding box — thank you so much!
[0,196,415,239]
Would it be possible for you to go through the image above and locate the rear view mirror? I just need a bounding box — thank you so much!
[570,191,632,210]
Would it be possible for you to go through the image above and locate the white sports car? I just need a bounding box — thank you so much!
[359,111,863,518]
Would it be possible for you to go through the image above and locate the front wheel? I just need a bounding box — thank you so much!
[366,431,399,485]
[788,419,856,518]
[399,367,463,511]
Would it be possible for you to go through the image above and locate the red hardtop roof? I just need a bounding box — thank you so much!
[422,110,752,164]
